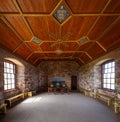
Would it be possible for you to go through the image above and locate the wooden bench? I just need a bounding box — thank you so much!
[5,93,24,107]
[96,89,115,106]
[28,90,36,97]
[0,103,7,113]
[79,87,91,96]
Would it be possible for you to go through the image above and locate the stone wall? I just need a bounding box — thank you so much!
[38,61,79,89]
[0,48,38,103]
[78,47,120,93]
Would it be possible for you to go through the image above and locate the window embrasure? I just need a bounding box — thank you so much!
[101,60,115,90]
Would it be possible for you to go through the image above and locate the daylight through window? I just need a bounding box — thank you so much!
[102,60,115,90]
[4,61,15,90]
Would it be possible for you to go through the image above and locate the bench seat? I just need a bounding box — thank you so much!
[96,89,115,106]
[5,93,24,107]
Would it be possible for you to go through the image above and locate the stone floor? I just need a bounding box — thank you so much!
[0,92,120,122]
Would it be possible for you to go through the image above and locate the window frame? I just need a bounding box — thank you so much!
[101,60,115,91]
[4,60,16,91]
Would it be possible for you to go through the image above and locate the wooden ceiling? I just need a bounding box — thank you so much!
[0,0,120,66]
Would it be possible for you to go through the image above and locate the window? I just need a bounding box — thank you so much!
[4,61,16,91]
[102,60,115,90]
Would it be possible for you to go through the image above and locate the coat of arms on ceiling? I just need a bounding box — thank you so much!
[53,4,70,23]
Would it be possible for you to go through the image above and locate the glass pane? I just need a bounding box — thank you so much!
[112,62,115,67]
[111,84,115,90]
[105,64,107,68]
[4,79,7,84]
[107,79,110,84]
[111,68,115,72]
[4,73,7,78]
[103,79,107,83]
[111,79,115,84]
[6,63,9,67]
[11,79,15,83]
[111,73,115,78]
[103,84,106,88]
[107,74,110,78]
[12,84,15,89]
[10,64,13,69]
[108,63,111,68]
[106,84,110,89]
[11,74,14,78]
[8,84,11,89]
[8,74,11,78]
[108,68,111,73]
[104,74,106,78]
[11,69,14,73]
[105,69,107,73]
[8,79,11,84]
[4,85,7,90]
[7,68,9,73]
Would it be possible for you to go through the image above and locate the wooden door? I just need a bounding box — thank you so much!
[71,76,77,90]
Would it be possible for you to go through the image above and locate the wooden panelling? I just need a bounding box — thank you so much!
[27,53,45,63]
[58,53,73,57]
[78,42,94,51]
[26,42,41,51]
[14,43,32,59]
[40,42,56,51]
[104,0,120,13]
[0,19,22,50]
[73,53,84,58]
[26,16,59,40]
[75,59,83,66]
[66,0,108,13]
[98,18,120,50]
[87,43,105,58]
[79,54,91,63]
[88,16,118,40]
[6,16,33,41]
[34,59,41,66]
[60,42,79,51]
[0,0,18,13]
[45,53,74,58]
[0,0,120,66]
[45,53,63,57]
[62,16,97,40]
[41,42,79,52]
[18,0,60,13]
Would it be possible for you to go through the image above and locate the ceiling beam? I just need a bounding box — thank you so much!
[96,16,120,40]
[85,52,93,60]
[26,52,34,60]
[79,58,85,64]
[0,13,120,17]
[0,16,24,43]
[96,41,107,52]
[101,0,112,13]
[34,51,85,53]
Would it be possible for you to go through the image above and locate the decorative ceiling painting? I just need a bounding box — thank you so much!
[0,0,120,66]
[53,4,70,23]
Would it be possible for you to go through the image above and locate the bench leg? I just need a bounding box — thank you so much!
[114,104,119,113]
[115,106,118,113]
[3,105,7,113]
[108,100,111,106]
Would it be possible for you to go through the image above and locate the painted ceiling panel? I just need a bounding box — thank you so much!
[0,0,120,66]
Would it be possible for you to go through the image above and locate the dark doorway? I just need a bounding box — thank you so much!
[71,76,77,90]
